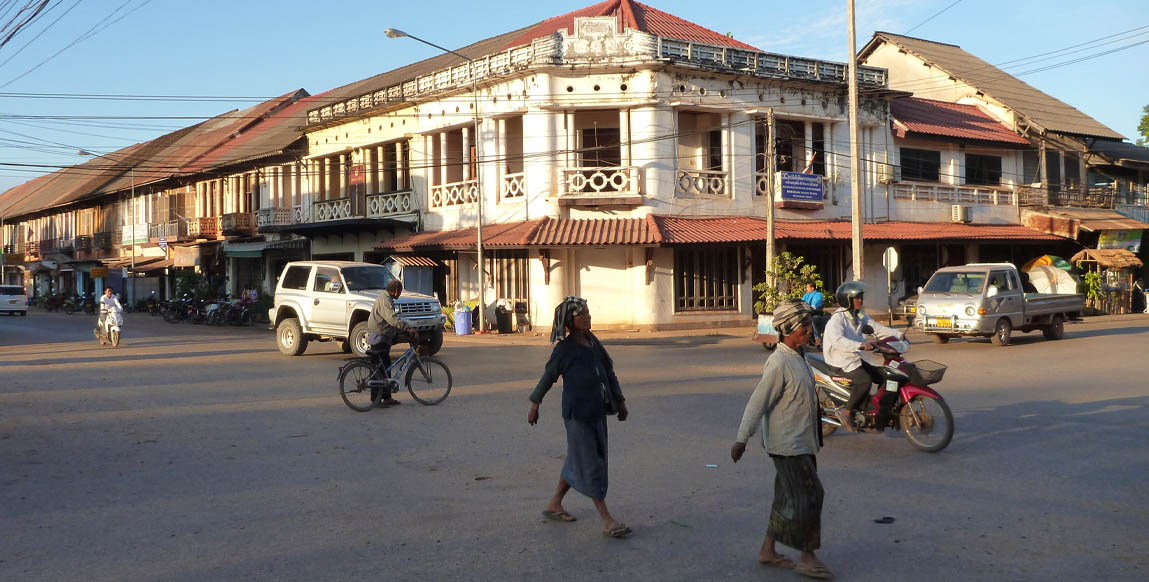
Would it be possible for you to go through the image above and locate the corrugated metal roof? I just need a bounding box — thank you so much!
[385,255,441,268]
[375,215,1064,249]
[1032,208,1149,232]
[1088,139,1149,167]
[864,32,1123,140]
[891,97,1029,145]
[501,0,759,51]
[532,216,661,245]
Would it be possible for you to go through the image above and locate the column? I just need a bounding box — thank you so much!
[619,109,631,167]
[804,122,814,171]
[462,126,472,182]
[565,111,577,168]
[439,132,449,187]
[396,142,406,190]
[368,146,380,195]
[338,154,348,199]
[496,118,507,195]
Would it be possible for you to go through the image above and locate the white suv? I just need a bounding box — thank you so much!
[270,261,445,357]
[1,285,27,316]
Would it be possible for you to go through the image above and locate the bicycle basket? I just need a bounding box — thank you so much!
[903,360,947,385]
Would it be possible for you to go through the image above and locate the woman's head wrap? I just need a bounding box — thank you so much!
[773,298,813,338]
[550,296,588,343]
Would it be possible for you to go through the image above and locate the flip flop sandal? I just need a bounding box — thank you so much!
[602,524,632,538]
[794,562,834,579]
[759,555,796,569]
[541,510,577,522]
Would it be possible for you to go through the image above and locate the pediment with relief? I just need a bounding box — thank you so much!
[560,16,644,60]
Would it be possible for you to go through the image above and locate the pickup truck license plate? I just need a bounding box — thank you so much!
[7,300,16,305]
[934,317,951,327]
[885,379,899,392]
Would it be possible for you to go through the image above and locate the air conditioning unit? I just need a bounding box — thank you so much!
[878,163,901,184]
[951,204,972,223]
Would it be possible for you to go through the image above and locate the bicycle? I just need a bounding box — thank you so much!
[338,341,453,411]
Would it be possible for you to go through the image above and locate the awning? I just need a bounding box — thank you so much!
[223,239,307,258]
[1070,248,1143,269]
[384,255,440,268]
[375,215,1065,250]
[133,258,174,273]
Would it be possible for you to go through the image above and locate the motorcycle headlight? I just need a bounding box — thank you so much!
[965,305,976,317]
[917,305,925,315]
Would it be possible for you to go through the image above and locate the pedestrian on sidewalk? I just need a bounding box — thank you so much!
[731,299,833,579]
[527,296,631,538]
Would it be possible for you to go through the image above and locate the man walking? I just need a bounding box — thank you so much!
[731,299,833,579]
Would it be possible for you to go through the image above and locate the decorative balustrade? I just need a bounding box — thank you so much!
[221,212,256,234]
[187,217,220,238]
[75,236,93,252]
[311,198,354,221]
[147,220,187,240]
[39,238,59,253]
[293,205,307,224]
[892,183,1014,205]
[501,173,526,200]
[559,166,641,198]
[1018,185,1126,208]
[25,241,39,257]
[430,180,478,208]
[256,207,295,227]
[59,237,75,252]
[676,169,728,197]
[367,190,416,218]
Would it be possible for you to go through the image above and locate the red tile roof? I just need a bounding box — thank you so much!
[502,0,758,51]
[890,97,1030,145]
[376,215,1064,250]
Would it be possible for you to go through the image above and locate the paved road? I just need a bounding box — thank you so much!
[1,310,1146,581]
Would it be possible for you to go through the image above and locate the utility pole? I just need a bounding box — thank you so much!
[765,109,776,286]
[847,0,864,282]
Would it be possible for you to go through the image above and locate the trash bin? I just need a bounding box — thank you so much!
[495,305,514,334]
[453,307,472,335]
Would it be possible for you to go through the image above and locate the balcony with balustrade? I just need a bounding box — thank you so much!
[187,217,220,239]
[147,220,190,243]
[429,181,478,209]
[93,232,113,251]
[893,182,1016,206]
[366,189,416,218]
[557,167,642,206]
[221,213,256,236]
[256,207,296,232]
[501,173,526,201]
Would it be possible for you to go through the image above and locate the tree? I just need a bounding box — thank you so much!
[752,251,824,314]
[1138,104,1149,146]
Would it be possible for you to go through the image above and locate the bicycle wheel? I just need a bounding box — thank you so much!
[339,360,383,412]
[405,357,452,405]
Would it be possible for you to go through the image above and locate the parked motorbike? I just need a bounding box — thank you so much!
[808,327,954,452]
[95,307,124,348]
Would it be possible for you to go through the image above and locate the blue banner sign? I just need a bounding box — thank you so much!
[780,171,824,202]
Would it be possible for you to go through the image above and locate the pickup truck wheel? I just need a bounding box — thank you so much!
[931,334,949,344]
[349,321,372,358]
[419,327,444,356]
[277,318,307,356]
[991,318,1012,346]
[1042,315,1065,340]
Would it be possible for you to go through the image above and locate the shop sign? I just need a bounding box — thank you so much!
[1097,230,1142,253]
[91,267,109,278]
[780,171,824,202]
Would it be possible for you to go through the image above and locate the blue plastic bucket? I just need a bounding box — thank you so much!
[454,308,473,335]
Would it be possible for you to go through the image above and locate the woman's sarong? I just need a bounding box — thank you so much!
[561,415,609,499]
[767,454,823,551]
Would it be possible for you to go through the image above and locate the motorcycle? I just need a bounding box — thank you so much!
[95,307,124,348]
[62,294,81,315]
[807,326,954,452]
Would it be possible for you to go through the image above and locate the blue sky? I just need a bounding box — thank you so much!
[0,0,1146,192]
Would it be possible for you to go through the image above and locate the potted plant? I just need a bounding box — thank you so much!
[752,252,824,348]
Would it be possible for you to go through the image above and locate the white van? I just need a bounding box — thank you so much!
[1,285,27,316]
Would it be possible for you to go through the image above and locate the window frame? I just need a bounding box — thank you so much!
[900,148,942,182]
[965,153,1003,186]
[674,246,740,312]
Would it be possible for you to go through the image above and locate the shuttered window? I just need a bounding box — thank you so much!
[674,246,739,311]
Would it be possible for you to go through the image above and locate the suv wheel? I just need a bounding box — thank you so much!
[277,318,307,356]
[349,321,372,358]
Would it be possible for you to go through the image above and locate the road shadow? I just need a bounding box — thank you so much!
[598,334,734,348]
[0,348,271,367]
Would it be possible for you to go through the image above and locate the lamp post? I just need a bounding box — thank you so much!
[385,27,487,333]
[79,150,135,305]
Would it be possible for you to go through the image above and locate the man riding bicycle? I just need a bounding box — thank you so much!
[367,279,419,407]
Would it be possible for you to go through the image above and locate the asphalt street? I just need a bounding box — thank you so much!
[1,310,1146,581]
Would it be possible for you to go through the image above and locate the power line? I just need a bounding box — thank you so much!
[904,0,962,36]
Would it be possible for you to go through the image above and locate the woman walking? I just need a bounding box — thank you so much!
[731,299,833,579]
[528,297,631,538]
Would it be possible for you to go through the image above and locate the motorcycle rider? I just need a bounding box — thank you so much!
[94,287,122,344]
[822,281,905,432]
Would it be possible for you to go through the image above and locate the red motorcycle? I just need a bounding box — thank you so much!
[807,332,954,452]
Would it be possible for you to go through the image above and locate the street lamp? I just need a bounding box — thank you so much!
[385,28,488,333]
[79,149,136,305]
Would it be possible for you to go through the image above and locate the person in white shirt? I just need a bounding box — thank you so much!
[94,287,122,341]
[822,281,903,432]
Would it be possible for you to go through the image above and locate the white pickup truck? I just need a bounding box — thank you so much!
[270,260,445,357]
[914,263,1084,346]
